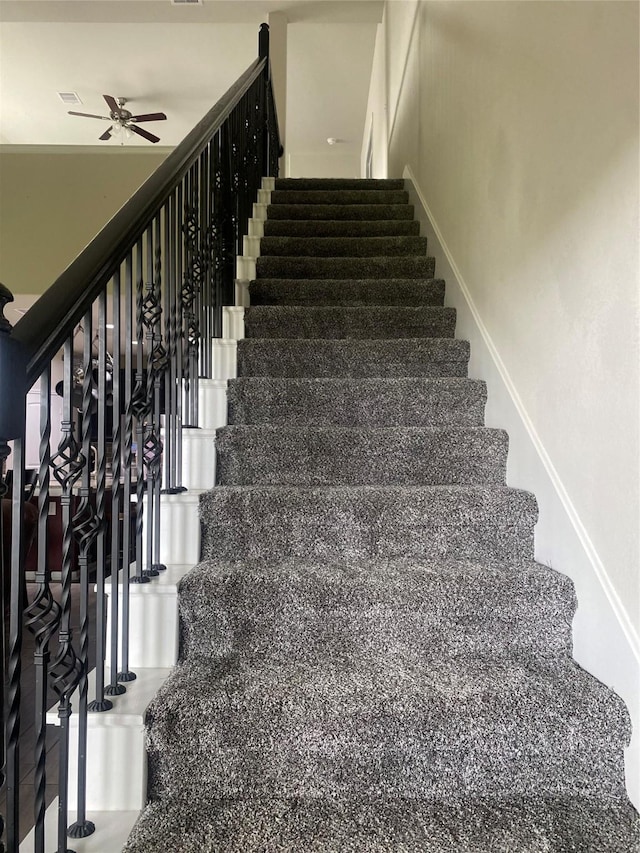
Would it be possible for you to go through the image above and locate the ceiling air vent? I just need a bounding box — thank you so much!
[58,92,82,105]
[171,0,202,5]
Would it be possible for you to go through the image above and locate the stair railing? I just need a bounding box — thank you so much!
[0,23,280,853]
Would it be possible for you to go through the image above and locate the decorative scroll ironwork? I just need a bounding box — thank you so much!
[49,339,85,853]
[118,252,137,683]
[23,367,64,852]
[143,227,167,575]
[182,169,203,411]
[66,314,100,839]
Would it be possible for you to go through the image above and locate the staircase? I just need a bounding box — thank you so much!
[123,179,639,852]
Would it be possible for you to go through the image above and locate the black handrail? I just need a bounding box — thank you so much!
[13,57,266,386]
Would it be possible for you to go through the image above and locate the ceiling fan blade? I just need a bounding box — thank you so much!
[68,111,111,121]
[130,112,167,123]
[130,124,160,144]
[99,126,113,141]
[103,95,120,113]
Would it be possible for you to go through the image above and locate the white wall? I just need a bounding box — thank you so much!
[286,22,378,177]
[369,0,640,803]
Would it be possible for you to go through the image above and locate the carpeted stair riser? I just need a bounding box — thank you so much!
[215,426,508,486]
[275,178,406,190]
[227,378,485,427]
[244,306,455,339]
[255,255,436,279]
[144,657,629,803]
[259,236,428,257]
[123,794,640,853]
[237,339,470,378]
[179,558,575,663]
[263,219,420,237]
[199,486,537,564]
[270,189,409,206]
[248,279,445,306]
[267,204,415,221]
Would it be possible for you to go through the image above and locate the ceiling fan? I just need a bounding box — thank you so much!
[68,95,167,143]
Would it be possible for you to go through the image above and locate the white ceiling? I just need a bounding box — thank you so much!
[0,0,383,149]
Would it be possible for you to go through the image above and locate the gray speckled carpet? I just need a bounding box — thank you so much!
[124,178,640,852]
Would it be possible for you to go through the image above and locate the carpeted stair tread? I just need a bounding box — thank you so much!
[179,557,575,662]
[127,173,639,852]
[263,218,420,237]
[237,338,470,378]
[144,654,629,802]
[215,425,507,486]
[267,204,415,221]
[124,794,640,853]
[259,235,428,257]
[256,255,435,279]
[274,178,406,190]
[228,377,485,427]
[248,278,445,306]
[199,485,537,564]
[244,305,455,339]
[270,189,409,205]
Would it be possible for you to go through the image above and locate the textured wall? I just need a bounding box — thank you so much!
[369,0,639,802]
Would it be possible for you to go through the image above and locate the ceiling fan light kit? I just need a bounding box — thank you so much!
[68,94,167,143]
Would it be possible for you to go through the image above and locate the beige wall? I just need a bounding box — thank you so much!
[0,149,169,294]
[286,22,378,177]
[367,0,640,802]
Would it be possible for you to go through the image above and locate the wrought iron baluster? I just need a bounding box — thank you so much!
[201,145,212,379]
[131,236,150,586]
[0,432,9,853]
[142,217,166,576]
[175,181,185,477]
[163,203,173,492]
[88,290,114,711]
[0,432,7,853]
[50,334,85,853]
[23,365,61,853]
[165,193,182,496]
[211,129,224,341]
[105,276,128,693]
[1,278,28,853]
[67,311,100,840]
[182,167,201,426]
[118,251,136,682]
[6,435,26,853]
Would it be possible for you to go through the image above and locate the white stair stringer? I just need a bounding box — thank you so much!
[252,202,268,221]
[45,667,172,812]
[198,378,228,430]
[212,338,238,380]
[236,254,256,281]
[222,306,245,340]
[248,217,265,237]
[243,234,261,258]
[105,563,194,669]
[181,427,217,493]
